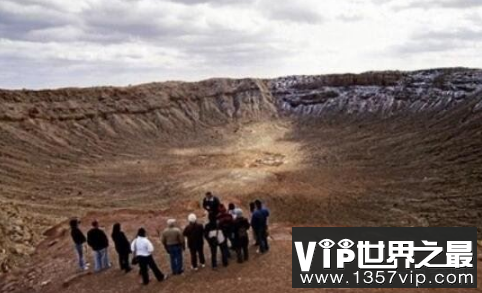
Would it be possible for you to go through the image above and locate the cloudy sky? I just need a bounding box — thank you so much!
[0,0,481,89]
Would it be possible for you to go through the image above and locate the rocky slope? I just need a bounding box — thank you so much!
[0,68,481,289]
[2,68,481,123]
[273,68,482,116]
[0,78,277,124]
[0,78,277,273]
[0,203,36,273]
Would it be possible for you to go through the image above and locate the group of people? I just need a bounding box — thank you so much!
[69,192,270,285]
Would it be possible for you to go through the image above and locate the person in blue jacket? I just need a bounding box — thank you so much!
[250,199,270,254]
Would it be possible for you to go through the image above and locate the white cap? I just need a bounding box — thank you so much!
[234,208,243,217]
[167,219,176,227]
[188,213,197,223]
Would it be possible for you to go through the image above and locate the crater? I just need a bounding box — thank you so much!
[0,68,481,275]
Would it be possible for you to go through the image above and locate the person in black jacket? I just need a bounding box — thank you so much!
[70,219,88,271]
[87,220,111,272]
[204,217,228,269]
[183,213,205,270]
[233,209,250,263]
[202,192,220,218]
[111,223,132,273]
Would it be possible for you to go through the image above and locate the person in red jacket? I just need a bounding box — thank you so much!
[217,204,234,256]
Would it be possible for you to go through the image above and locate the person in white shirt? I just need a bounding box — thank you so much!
[131,228,167,285]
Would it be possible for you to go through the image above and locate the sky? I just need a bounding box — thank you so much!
[0,0,481,89]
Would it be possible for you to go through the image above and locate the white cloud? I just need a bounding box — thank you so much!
[0,0,481,89]
[379,0,482,10]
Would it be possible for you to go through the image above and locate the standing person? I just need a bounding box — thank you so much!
[202,192,220,218]
[161,219,184,275]
[217,204,234,254]
[111,223,132,273]
[228,203,236,218]
[251,200,270,254]
[249,202,258,246]
[87,220,111,272]
[232,209,250,263]
[204,216,229,269]
[131,228,167,285]
[183,213,206,270]
[69,219,89,271]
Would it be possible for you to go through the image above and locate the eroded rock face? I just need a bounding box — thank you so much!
[1,68,481,123]
[271,68,482,116]
[0,79,277,123]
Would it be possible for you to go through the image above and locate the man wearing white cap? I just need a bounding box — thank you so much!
[233,208,251,263]
[183,213,206,270]
[161,219,185,275]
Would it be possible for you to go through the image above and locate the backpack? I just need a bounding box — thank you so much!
[208,229,225,245]
[237,219,249,239]
[238,225,248,239]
